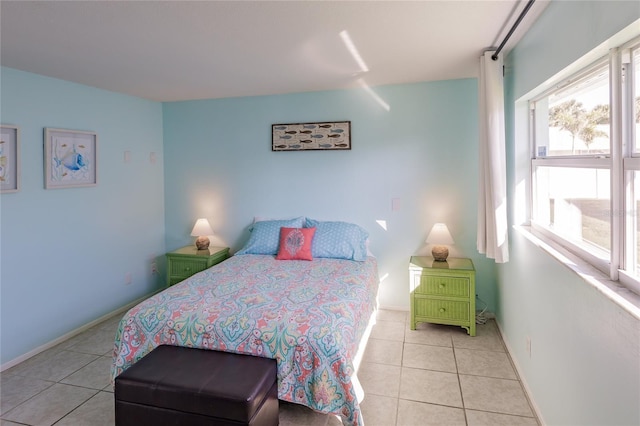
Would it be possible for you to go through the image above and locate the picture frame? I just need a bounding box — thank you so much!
[272,121,351,151]
[44,128,97,189]
[0,125,20,193]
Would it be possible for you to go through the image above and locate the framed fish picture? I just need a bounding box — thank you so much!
[0,125,20,193]
[272,121,351,151]
[44,128,97,189]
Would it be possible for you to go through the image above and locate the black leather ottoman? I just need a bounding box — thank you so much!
[114,345,278,426]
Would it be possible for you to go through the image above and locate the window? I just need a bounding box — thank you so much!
[534,63,610,158]
[529,37,640,295]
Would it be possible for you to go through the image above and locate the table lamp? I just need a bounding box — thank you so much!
[191,218,214,250]
[426,223,454,261]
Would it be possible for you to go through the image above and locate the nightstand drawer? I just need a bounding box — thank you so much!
[166,246,230,287]
[416,276,470,297]
[414,298,470,322]
[169,258,208,276]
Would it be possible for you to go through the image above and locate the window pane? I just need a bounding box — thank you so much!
[626,171,640,276]
[535,166,610,255]
[535,66,610,157]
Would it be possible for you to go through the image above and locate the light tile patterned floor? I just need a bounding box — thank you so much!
[0,310,539,426]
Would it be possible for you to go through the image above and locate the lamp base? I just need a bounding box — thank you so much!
[432,245,449,262]
[195,236,210,250]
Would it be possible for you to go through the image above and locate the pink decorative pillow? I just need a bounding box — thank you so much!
[276,227,316,260]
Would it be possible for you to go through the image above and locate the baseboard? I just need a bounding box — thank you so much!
[494,320,546,426]
[0,290,157,372]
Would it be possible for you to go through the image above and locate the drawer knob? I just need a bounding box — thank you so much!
[439,282,446,288]
[439,308,446,313]
[185,267,191,271]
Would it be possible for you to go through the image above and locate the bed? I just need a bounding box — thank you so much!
[111,218,379,426]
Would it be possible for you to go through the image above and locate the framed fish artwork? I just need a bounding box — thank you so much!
[0,125,20,193]
[44,128,97,189]
[272,121,351,151]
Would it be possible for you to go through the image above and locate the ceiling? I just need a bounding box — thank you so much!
[0,0,549,102]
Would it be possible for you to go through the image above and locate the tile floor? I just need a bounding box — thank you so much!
[0,310,539,426]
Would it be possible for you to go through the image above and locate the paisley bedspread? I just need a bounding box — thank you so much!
[111,254,379,426]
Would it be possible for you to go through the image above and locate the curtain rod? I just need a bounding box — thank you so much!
[491,0,536,61]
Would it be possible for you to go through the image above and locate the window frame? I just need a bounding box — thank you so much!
[528,36,640,296]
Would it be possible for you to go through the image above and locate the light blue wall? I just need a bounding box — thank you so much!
[502,1,640,425]
[163,81,497,310]
[0,67,166,365]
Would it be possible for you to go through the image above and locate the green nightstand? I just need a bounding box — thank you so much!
[166,246,230,287]
[409,256,476,336]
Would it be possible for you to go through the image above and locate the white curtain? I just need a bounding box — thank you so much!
[477,51,509,263]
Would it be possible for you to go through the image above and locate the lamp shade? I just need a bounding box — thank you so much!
[426,223,454,245]
[191,218,214,237]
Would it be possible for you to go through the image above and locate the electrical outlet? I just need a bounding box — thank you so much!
[151,261,158,275]
[526,336,532,358]
[125,272,132,285]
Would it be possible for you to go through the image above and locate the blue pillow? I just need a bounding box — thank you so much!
[236,217,305,255]
[305,219,369,261]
